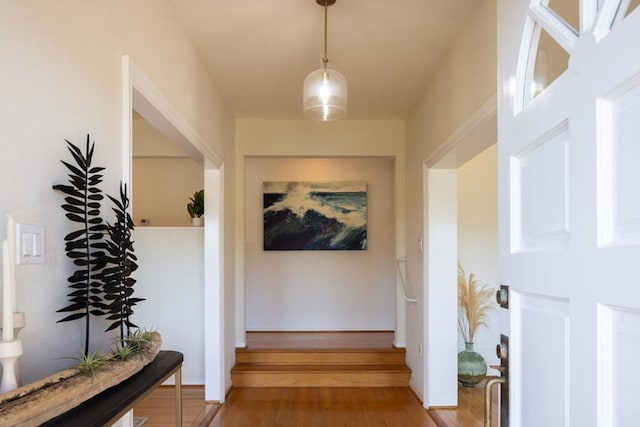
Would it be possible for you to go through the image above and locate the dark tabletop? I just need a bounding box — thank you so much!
[43,350,183,427]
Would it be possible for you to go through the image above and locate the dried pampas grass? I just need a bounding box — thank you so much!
[457,263,495,343]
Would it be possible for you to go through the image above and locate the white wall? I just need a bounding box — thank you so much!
[132,228,204,384]
[244,157,395,331]
[405,0,497,402]
[133,115,188,158]
[132,158,203,227]
[0,0,233,385]
[457,144,499,372]
[235,119,405,343]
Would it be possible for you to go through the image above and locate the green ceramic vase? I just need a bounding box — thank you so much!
[457,342,487,387]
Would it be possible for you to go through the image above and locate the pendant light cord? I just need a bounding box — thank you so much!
[322,0,329,64]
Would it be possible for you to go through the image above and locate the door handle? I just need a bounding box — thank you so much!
[496,285,509,309]
[484,334,509,427]
[484,377,506,427]
[496,342,508,360]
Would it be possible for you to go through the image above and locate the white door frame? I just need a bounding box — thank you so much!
[422,96,496,407]
[423,167,458,407]
[121,55,226,402]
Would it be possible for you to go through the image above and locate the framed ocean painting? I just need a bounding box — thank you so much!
[263,181,367,250]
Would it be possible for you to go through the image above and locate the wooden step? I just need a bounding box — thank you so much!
[231,363,411,387]
[235,348,406,365]
[233,333,410,388]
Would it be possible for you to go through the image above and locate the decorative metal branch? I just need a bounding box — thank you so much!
[53,135,107,355]
[102,182,143,343]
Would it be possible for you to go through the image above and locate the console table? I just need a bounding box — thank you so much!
[42,350,183,427]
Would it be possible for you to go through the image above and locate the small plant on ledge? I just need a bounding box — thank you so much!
[187,189,204,226]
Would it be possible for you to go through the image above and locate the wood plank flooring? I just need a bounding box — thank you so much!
[133,384,491,427]
[133,332,493,426]
[208,387,439,427]
[133,386,218,427]
[429,379,498,427]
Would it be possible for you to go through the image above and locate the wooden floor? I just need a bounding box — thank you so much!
[133,332,494,426]
[208,387,438,427]
[429,380,498,427]
[133,386,218,427]
[133,384,491,427]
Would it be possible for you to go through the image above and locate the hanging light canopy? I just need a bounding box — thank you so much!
[303,0,347,121]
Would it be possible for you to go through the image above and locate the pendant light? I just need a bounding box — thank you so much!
[303,0,347,121]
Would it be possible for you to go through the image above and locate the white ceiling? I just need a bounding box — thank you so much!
[168,0,483,120]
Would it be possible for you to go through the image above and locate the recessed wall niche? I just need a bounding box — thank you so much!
[132,112,203,227]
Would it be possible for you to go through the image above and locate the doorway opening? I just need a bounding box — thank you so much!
[423,96,498,419]
[129,111,205,389]
[121,55,225,402]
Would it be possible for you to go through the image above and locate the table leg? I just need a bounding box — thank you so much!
[175,367,182,427]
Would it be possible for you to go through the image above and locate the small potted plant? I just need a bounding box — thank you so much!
[187,189,204,226]
[457,262,495,387]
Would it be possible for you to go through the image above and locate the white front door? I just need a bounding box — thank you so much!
[498,1,640,426]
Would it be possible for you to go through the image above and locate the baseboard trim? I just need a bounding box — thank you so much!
[393,340,406,348]
[408,382,423,405]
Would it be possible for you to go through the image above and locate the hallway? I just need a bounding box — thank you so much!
[134,332,493,426]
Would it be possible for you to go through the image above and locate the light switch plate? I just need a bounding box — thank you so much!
[16,223,45,265]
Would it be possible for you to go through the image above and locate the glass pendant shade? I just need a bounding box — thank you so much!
[303,66,348,121]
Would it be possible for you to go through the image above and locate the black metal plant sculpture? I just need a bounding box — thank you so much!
[102,182,143,343]
[53,135,108,355]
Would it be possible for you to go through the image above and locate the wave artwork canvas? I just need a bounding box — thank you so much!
[263,181,367,250]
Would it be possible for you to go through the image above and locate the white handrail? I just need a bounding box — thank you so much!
[396,257,417,303]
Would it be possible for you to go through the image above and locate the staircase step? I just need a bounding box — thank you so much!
[236,348,406,365]
[233,334,410,388]
[231,364,411,387]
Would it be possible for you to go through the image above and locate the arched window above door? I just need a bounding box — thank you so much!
[516,0,578,112]
[516,0,640,113]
